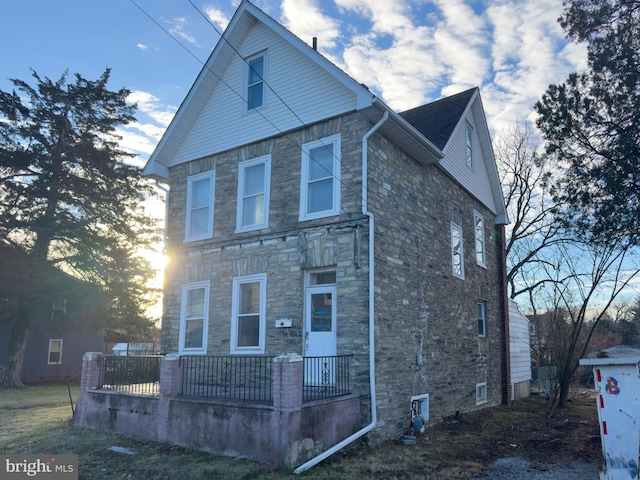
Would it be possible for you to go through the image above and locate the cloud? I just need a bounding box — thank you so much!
[167,16,200,48]
[483,0,587,133]
[274,0,586,134]
[122,90,178,161]
[137,43,149,51]
[281,0,341,50]
[203,5,230,31]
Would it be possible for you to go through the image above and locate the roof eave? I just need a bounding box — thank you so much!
[362,101,444,165]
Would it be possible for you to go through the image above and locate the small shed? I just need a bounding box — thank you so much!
[111,343,156,356]
[580,345,640,480]
[509,299,531,400]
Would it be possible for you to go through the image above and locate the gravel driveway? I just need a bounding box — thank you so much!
[472,457,600,479]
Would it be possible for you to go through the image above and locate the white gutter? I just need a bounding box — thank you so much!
[294,111,389,475]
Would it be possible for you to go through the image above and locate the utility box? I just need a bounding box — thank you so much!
[580,346,640,480]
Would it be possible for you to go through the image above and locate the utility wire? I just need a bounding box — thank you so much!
[187,0,363,187]
[129,0,365,202]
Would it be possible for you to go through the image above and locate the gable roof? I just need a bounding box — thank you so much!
[143,0,506,223]
[399,88,477,150]
[143,0,442,181]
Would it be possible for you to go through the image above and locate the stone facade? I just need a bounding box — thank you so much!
[161,110,506,442]
[365,130,504,437]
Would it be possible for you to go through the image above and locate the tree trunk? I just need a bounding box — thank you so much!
[3,303,32,388]
[557,374,571,408]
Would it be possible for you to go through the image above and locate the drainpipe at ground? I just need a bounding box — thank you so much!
[294,111,389,474]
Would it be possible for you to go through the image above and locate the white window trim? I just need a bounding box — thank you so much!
[185,170,216,243]
[474,211,486,268]
[451,222,465,279]
[236,155,271,233]
[299,134,341,221]
[230,273,267,354]
[178,281,210,355]
[245,52,267,112]
[47,339,63,365]
[478,301,487,337]
[476,382,488,405]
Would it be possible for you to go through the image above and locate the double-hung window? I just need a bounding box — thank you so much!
[300,134,341,221]
[474,211,486,267]
[48,339,63,364]
[179,281,210,355]
[185,171,215,242]
[231,274,266,354]
[451,222,464,279]
[246,53,265,111]
[236,155,271,232]
[466,122,474,169]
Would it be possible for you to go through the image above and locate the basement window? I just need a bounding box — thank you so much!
[476,382,487,405]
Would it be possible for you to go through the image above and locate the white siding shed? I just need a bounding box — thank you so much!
[509,299,531,400]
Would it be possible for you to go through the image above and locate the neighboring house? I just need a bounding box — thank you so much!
[0,244,105,384]
[6,326,104,384]
[142,0,509,444]
[509,299,531,400]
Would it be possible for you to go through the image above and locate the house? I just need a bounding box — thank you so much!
[76,0,510,467]
[144,0,509,442]
[0,244,105,384]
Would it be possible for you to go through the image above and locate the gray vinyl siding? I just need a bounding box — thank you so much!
[170,22,358,166]
[439,112,498,215]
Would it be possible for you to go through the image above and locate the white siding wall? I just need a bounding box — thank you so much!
[171,22,358,165]
[439,113,497,214]
[509,299,531,385]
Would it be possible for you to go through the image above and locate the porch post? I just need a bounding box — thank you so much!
[272,353,304,466]
[75,352,102,425]
[273,353,303,412]
[157,354,182,442]
[160,354,182,398]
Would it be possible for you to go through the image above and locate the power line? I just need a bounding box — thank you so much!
[130,0,366,204]
[186,0,363,187]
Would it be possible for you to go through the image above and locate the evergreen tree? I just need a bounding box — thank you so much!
[535,0,640,243]
[0,69,160,387]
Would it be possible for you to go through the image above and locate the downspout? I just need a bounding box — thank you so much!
[294,111,389,474]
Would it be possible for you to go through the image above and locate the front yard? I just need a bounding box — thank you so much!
[0,386,601,479]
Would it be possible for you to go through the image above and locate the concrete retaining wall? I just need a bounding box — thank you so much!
[74,352,360,467]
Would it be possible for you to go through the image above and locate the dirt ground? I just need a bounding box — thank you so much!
[319,391,603,480]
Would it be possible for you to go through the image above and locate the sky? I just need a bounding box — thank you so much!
[2,0,588,169]
[5,0,614,312]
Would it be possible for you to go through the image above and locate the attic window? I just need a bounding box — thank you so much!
[246,54,265,110]
[465,122,474,169]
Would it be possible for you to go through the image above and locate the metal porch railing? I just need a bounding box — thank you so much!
[180,355,274,403]
[303,354,352,402]
[98,355,161,395]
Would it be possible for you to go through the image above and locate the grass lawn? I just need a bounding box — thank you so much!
[0,386,601,479]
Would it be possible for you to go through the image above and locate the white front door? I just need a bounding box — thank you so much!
[304,285,337,357]
[304,285,337,386]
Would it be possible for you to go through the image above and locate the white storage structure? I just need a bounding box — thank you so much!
[509,299,531,400]
[580,346,640,480]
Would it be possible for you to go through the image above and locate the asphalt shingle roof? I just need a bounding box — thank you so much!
[399,87,477,150]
